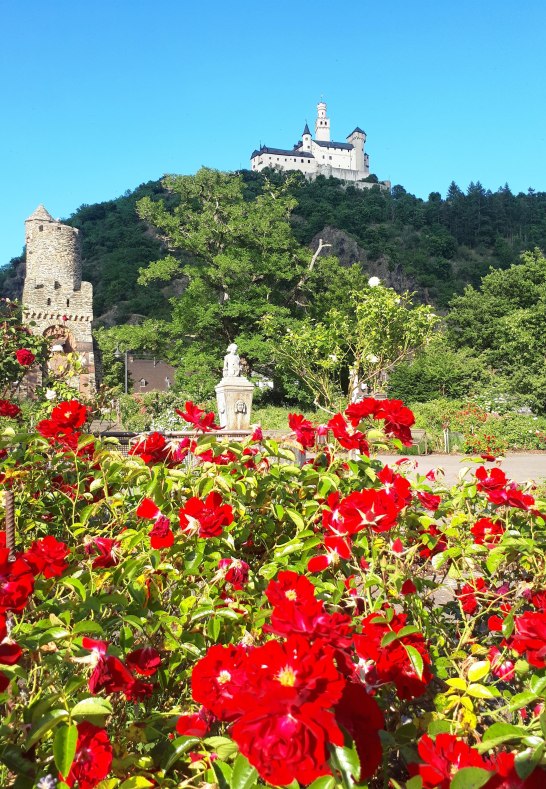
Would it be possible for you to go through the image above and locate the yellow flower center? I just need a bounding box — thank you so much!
[285,590,297,601]
[276,665,297,687]
[217,670,232,685]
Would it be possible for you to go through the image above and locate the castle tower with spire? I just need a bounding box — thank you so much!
[251,100,389,189]
[22,205,95,393]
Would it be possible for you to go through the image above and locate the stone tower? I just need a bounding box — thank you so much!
[315,101,331,142]
[22,205,95,393]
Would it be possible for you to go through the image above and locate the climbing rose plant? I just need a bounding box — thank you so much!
[2,396,546,787]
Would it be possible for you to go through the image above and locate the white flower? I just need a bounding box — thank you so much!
[368,276,381,287]
[45,389,56,400]
[366,354,379,364]
[328,354,338,362]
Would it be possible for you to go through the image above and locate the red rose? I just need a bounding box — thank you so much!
[354,611,433,700]
[15,348,35,366]
[176,401,220,432]
[84,536,120,569]
[471,517,504,547]
[0,551,35,613]
[413,733,489,789]
[327,413,369,454]
[218,557,249,589]
[179,491,234,538]
[176,708,212,737]
[511,611,546,667]
[23,535,69,578]
[126,646,161,676]
[62,722,113,789]
[191,643,250,721]
[288,413,316,449]
[149,515,174,549]
[129,431,170,465]
[457,577,487,615]
[0,399,21,418]
[417,491,442,511]
[485,750,546,788]
[232,703,343,786]
[334,682,384,782]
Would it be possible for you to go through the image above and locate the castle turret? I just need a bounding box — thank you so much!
[315,101,330,142]
[25,205,82,290]
[301,123,312,152]
[22,205,95,393]
[346,127,369,175]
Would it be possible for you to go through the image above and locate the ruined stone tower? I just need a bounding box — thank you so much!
[22,205,95,393]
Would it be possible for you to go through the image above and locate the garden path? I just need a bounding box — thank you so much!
[376,453,546,487]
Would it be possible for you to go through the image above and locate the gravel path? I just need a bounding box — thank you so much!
[376,453,546,486]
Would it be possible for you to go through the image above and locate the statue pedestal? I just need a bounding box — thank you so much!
[215,376,254,430]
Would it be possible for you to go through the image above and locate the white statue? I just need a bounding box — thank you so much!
[223,343,241,378]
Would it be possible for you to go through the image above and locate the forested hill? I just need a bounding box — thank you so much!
[1,173,545,319]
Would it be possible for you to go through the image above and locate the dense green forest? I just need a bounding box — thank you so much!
[1,173,546,317]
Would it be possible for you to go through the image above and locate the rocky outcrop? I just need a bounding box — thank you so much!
[310,226,418,294]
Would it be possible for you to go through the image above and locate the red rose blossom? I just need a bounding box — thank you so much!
[176,401,220,432]
[179,491,234,538]
[62,722,113,789]
[126,646,161,676]
[23,535,69,578]
[15,348,35,366]
[218,557,249,589]
[413,733,489,789]
[0,399,21,418]
[288,413,316,449]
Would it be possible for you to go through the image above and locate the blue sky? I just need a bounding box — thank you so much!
[1,0,545,266]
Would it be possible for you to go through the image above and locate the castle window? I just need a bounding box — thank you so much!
[66,299,70,307]
[47,298,51,306]
[39,225,43,231]
[301,159,304,163]
[329,156,332,160]
[54,281,60,289]
[139,378,147,388]
[56,226,61,231]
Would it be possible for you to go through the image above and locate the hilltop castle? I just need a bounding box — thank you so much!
[22,205,95,393]
[251,101,389,188]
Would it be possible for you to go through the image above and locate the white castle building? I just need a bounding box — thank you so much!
[251,101,389,188]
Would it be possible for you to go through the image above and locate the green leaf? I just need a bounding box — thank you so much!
[204,736,239,760]
[163,736,199,773]
[515,744,545,780]
[467,661,490,683]
[507,691,539,712]
[23,708,69,751]
[332,744,360,789]
[405,777,423,789]
[404,644,424,680]
[449,767,493,789]
[70,697,113,722]
[230,752,258,789]
[483,722,525,743]
[285,509,305,531]
[53,724,78,780]
[466,683,499,699]
[212,759,233,789]
[61,576,87,601]
[307,777,336,789]
[119,778,156,788]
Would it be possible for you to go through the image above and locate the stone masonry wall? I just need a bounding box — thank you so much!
[22,208,95,393]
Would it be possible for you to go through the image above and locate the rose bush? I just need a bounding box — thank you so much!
[2,395,546,787]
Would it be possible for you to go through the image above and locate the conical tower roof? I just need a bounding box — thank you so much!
[302,123,311,136]
[26,204,54,222]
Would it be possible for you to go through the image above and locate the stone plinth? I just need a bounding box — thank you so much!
[215,376,254,430]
